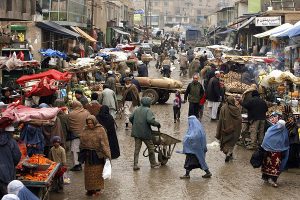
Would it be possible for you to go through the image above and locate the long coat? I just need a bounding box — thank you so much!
[207,76,221,102]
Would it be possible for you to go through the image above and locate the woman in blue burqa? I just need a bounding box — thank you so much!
[180,116,212,179]
[261,120,289,187]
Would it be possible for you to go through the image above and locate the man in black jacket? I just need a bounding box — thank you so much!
[241,90,268,150]
[206,71,221,120]
[184,74,204,118]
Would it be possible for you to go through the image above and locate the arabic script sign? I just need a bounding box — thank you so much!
[255,16,281,26]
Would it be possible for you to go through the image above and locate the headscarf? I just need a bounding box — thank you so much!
[85,115,101,129]
[261,120,290,152]
[97,105,113,123]
[182,116,208,170]
[20,124,44,156]
[2,194,20,200]
[7,180,39,200]
[225,96,241,119]
[70,100,83,110]
[175,91,182,107]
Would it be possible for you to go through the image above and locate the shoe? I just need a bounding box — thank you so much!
[180,174,190,179]
[151,163,161,169]
[70,165,82,171]
[174,120,176,123]
[270,181,278,188]
[202,172,212,178]
[133,166,140,171]
[225,156,230,162]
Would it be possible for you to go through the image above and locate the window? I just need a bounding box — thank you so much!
[7,0,12,11]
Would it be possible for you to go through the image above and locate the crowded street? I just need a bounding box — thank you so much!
[50,62,300,200]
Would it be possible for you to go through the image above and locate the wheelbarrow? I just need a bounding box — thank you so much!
[143,129,181,165]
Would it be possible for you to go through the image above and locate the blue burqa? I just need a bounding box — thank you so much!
[261,122,290,171]
[182,116,209,171]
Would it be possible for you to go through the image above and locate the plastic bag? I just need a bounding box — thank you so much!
[63,171,71,184]
[102,159,112,180]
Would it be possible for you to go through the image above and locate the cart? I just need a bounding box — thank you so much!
[141,86,184,104]
[143,129,181,165]
[19,163,60,200]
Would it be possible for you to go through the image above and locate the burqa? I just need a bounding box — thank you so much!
[96,105,120,159]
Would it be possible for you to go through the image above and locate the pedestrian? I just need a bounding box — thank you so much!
[0,128,21,199]
[179,53,188,76]
[129,74,141,92]
[180,116,212,179]
[86,93,102,117]
[79,115,111,196]
[199,51,207,71]
[137,61,148,77]
[173,91,182,123]
[7,180,39,200]
[206,71,221,120]
[116,61,128,77]
[53,99,70,146]
[49,136,67,192]
[184,74,204,118]
[99,84,118,119]
[96,105,120,159]
[130,97,161,170]
[122,77,140,130]
[74,90,89,108]
[241,90,268,150]
[187,47,194,63]
[261,120,289,187]
[216,96,242,162]
[105,70,116,92]
[20,124,44,157]
[188,57,200,78]
[68,100,90,171]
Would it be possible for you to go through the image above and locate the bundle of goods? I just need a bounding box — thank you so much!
[141,54,153,62]
[223,71,242,83]
[135,77,183,89]
[225,81,251,93]
[260,70,300,88]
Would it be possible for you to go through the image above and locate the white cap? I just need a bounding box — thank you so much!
[138,61,143,65]
[107,70,113,75]
[215,71,220,74]
[5,125,15,132]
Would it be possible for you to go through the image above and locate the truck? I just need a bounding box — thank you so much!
[185,28,208,48]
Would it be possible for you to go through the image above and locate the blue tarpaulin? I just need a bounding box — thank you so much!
[39,49,67,59]
[272,21,300,38]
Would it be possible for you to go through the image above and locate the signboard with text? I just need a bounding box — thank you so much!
[255,16,281,26]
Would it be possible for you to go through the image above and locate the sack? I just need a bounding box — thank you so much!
[250,147,266,168]
[102,159,112,180]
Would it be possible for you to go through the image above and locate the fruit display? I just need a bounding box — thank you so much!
[225,81,251,94]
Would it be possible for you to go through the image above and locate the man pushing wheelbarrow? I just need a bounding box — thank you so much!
[129,97,161,170]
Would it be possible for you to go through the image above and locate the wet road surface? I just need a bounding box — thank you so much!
[51,60,300,200]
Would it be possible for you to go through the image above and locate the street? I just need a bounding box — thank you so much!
[51,61,300,200]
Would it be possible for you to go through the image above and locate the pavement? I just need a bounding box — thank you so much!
[50,60,300,200]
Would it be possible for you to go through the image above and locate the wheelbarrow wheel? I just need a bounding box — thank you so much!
[158,151,169,165]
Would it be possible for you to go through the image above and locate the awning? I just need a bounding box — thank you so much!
[36,21,80,38]
[70,26,97,42]
[238,17,255,30]
[112,28,130,35]
[207,26,221,36]
[270,21,300,39]
[254,23,293,38]
[10,25,27,31]
[216,28,237,35]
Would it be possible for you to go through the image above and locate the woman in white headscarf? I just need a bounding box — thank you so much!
[1,194,20,200]
[7,180,38,200]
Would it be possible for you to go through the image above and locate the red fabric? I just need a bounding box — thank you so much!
[2,104,61,123]
[25,77,58,97]
[17,51,25,61]
[0,117,13,128]
[199,93,206,105]
[264,58,276,64]
[16,69,71,85]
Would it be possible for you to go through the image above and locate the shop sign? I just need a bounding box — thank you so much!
[255,16,281,26]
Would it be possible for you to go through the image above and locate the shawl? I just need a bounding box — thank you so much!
[86,100,101,117]
[216,96,242,150]
[68,100,90,137]
[80,115,111,159]
[7,180,39,200]
[182,116,208,170]
[97,105,120,159]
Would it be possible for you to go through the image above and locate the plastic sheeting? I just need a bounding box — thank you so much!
[254,23,293,38]
[39,49,67,59]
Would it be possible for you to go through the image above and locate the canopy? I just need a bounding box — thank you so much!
[70,26,97,42]
[216,28,236,35]
[238,17,255,30]
[254,23,293,38]
[39,49,67,59]
[270,21,300,39]
[36,21,80,38]
[112,28,130,35]
[16,69,71,85]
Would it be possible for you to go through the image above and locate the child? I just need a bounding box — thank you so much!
[199,93,206,120]
[49,136,67,192]
[173,91,182,123]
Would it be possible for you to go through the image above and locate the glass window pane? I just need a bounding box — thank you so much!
[50,12,59,21]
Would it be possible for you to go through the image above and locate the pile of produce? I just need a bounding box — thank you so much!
[68,84,94,101]
[223,71,241,83]
[225,81,251,93]
[267,104,284,116]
